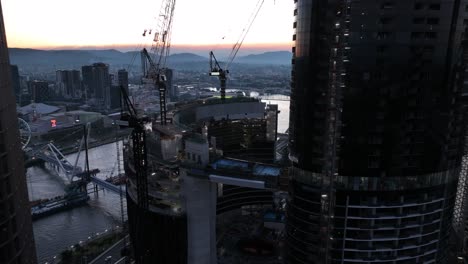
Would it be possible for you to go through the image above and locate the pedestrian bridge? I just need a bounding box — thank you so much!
[31,142,125,195]
[90,176,125,195]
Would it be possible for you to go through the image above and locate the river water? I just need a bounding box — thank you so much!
[28,142,126,264]
[28,95,290,264]
[260,96,290,133]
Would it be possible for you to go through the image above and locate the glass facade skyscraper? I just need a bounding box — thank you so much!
[287,0,466,263]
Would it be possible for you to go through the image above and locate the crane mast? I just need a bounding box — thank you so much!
[119,85,149,209]
[209,0,265,102]
[142,0,176,125]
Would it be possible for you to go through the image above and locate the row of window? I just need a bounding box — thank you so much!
[378,17,440,25]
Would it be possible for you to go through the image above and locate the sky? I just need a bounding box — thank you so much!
[2,0,294,55]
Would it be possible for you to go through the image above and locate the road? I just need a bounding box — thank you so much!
[89,236,128,264]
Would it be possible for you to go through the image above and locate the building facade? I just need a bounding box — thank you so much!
[81,63,110,108]
[56,70,81,99]
[287,0,467,263]
[28,80,50,103]
[0,2,37,263]
[117,69,129,94]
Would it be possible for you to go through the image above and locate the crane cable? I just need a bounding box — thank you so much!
[225,0,265,70]
[126,1,165,73]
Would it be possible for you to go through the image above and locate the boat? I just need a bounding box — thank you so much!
[31,191,89,220]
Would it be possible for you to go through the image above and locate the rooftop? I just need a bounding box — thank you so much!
[18,103,61,115]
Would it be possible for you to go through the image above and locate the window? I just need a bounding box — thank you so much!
[425,32,437,39]
[376,32,391,40]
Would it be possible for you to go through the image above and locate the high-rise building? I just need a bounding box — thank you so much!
[56,70,81,99]
[0,2,37,263]
[81,65,93,99]
[81,63,110,108]
[10,65,20,100]
[287,0,466,263]
[28,80,50,103]
[117,69,129,94]
[165,68,177,101]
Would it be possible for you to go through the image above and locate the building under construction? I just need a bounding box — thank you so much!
[124,97,286,264]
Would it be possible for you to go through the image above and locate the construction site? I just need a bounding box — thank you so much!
[116,0,292,263]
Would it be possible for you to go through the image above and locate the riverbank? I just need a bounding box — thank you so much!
[58,229,126,264]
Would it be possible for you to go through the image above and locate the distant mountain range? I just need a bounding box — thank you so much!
[236,51,292,65]
[8,48,292,69]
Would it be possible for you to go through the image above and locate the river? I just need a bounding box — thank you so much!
[28,95,290,264]
[28,142,126,264]
[259,95,290,133]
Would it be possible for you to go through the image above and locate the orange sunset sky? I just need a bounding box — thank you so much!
[2,0,294,55]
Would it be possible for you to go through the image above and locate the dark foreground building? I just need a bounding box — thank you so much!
[0,2,37,264]
[287,0,466,263]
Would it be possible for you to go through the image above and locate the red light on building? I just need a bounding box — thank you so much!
[50,119,57,128]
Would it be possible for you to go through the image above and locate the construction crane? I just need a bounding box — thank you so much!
[141,0,176,125]
[119,85,149,209]
[209,0,265,102]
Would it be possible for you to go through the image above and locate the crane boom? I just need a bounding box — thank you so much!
[142,0,176,125]
[209,0,265,102]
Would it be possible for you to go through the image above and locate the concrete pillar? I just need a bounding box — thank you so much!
[181,169,217,264]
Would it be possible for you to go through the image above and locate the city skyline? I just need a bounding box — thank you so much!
[2,0,294,53]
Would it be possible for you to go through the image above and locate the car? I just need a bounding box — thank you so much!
[105,256,112,263]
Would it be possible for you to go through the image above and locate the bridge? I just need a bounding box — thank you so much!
[30,124,125,195]
[90,176,125,195]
